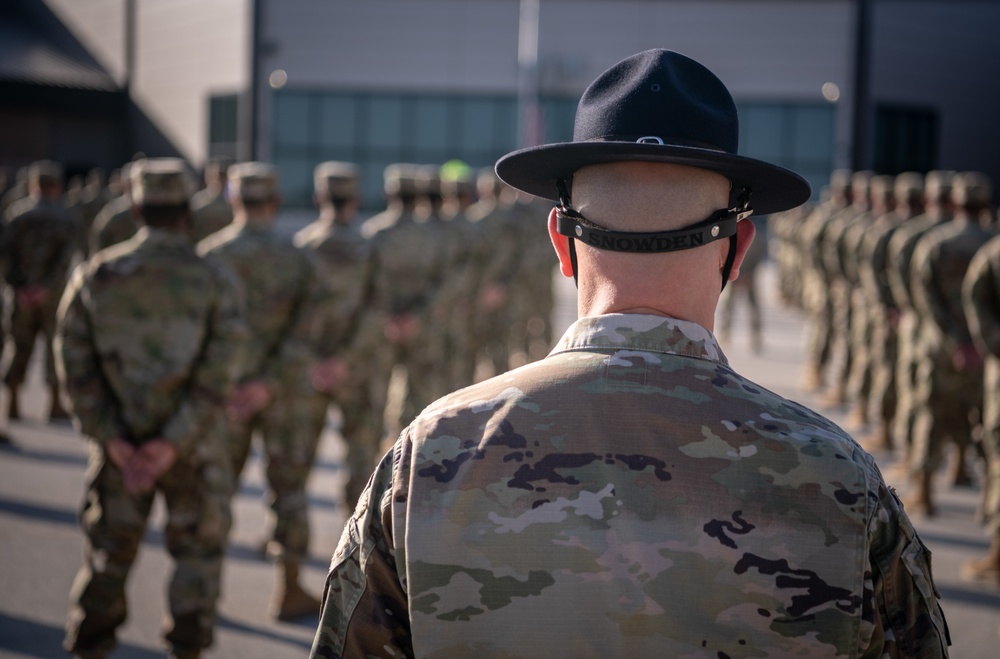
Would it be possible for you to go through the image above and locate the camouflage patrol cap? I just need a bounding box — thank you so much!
[28,160,64,185]
[205,155,234,178]
[951,171,993,206]
[228,162,280,203]
[314,161,360,200]
[130,158,191,206]
[893,172,924,204]
[415,164,442,197]
[924,170,956,203]
[383,163,419,197]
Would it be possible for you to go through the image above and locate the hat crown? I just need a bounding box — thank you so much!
[573,49,739,154]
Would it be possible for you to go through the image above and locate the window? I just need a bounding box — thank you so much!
[270,90,835,209]
[208,94,239,159]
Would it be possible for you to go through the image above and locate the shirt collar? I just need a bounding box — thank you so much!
[550,313,728,365]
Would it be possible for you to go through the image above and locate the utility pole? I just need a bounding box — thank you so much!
[851,0,872,171]
[517,0,542,148]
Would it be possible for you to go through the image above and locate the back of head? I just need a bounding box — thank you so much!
[29,160,64,196]
[951,171,993,210]
[228,162,280,208]
[924,170,956,206]
[205,155,234,185]
[314,160,360,206]
[893,172,924,206]
[868,175,894,210]
[131,158,192,227]
[383,163,419,201]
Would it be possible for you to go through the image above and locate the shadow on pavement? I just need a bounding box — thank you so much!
[0,612,161,659]
[216,612,315,649]
[937,583,1000,609]
[0,497,78,526]
[0,440,88,467]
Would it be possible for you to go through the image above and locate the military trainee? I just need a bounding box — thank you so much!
[1,160,79,421]
[56,158,246,659]
[294,161,379,511]
[197,162,325,621]
[963,229,1000,583]
[905,172,995,516]
[311,50,948,658]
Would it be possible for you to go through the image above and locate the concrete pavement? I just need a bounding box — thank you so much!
[1,260,998,657]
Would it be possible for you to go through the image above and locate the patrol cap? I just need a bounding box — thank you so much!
[228,162,280,203]
[951,171,993,207]
[383,163,419,197]
[893,172,924,204]
[829,169,852,195]
[477,166,504,197]
[314,161,360,200]
[205,155,234,179]
[868,175,894,204]
[924,170,956,204]
[415,164,442,197]
[28,160,64,185]
[496,49,810,215]
[130,158,191,206]
[440,159,474,198]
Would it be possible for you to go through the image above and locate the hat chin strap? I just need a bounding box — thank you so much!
[555,178,751,292]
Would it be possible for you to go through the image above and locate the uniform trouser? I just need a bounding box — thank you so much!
[226,397,318,561]
[830,281,854,390]
[847,290,874,408]
[909,348,983,475]
[718,270,762,340]
[3,295,59,387]
[300,387,380,511]
[868,318,899,425]
[982,358,1000,534]
[64,443,232,656]
[893,312,920,448]
[803,273,834,375]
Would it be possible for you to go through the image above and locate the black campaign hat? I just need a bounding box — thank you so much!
[496,49,811,216]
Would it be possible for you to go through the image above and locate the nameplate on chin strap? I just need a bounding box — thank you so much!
[556,207,745,254]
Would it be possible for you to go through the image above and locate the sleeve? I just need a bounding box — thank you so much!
[258,252,321,392]
[310,439,413,659]
[159,260,248,456]
[865,480,950,658]
[53,264,128,445]
[963,245,1000,359]
[909,240,954,346]
[41,216,78,290]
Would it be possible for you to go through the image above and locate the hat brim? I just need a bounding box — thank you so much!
[496,141,811,216]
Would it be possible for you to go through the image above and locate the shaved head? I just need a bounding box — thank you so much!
[571,162,731,232]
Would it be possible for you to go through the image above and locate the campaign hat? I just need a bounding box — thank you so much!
[496,49,810,215]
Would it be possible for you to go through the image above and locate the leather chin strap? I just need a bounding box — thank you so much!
[555,178,752,292]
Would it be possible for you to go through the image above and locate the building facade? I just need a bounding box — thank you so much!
[12,0,1000,209]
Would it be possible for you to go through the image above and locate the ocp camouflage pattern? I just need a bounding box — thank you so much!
[312,314,948,658]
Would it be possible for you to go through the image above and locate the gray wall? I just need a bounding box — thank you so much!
[870,0,1000,187]
[44,0,250,167]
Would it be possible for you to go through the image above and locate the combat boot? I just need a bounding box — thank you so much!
[903,470,936,517]
[6,386,19,421]
[272,559,322,621]
[168,650,200,659]
[962,533,1000,584]
[802,365,824,392]
[49,384,70,421]
[948,448,974,487]
[860,421,892,452]
[823,382,848,407]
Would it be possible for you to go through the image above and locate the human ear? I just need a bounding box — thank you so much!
[547,207,575,278]
[722,219,757,283]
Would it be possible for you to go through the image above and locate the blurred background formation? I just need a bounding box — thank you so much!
[2,0,1000,656]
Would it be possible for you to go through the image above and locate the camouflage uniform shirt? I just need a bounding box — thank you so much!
[312,314,948,659]
[56,227,246,456]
